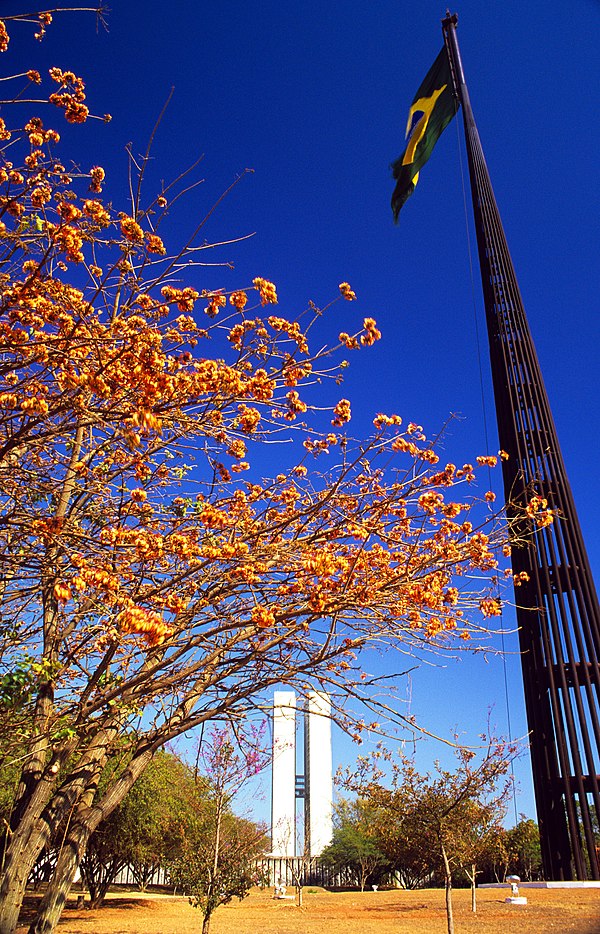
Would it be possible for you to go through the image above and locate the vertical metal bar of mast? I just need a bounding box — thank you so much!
[441,12,600,880]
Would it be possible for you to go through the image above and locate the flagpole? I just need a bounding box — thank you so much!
[441,12,600,880]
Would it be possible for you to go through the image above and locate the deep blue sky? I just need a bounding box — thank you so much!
[4,0,600,825]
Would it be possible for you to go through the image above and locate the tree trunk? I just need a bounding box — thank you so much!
[0,843,35,934]
[440,841,454,934]
[296,884,303,907]
[0,740,73,934]
[88,882,111,911]
[86,880,98,906]
[0,787,58,934]
[28,819,91,934]
[2,503,76,934]
[201,911,212,934]
[28,747,153,934]
[471,864,477,912]
[0,726,120,934]
[81,852,126,909]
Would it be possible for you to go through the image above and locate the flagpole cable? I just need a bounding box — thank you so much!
[453,110,519,825]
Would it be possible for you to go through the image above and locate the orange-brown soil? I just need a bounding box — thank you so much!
[17,885,600,934]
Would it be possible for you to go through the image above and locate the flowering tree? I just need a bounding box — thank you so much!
[0,9,553,934]
[167,726,269,934]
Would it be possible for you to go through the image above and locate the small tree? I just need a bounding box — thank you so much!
[171,812,268,934]
[336,755,431,890]
[167,726,269,934]
[400,747,514,933]
[321,799,388,891]
[369,794,432,890]
[341,737,515,934]
[508,817,542,881]
[455,800,506,912]
[114,750,200,892]
[477,822,510,883]
[78,827,128,909]
[289,834,315,908]
[79,750,197,905]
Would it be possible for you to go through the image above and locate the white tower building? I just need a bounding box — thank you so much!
[271,691,296,857]
[305,691,333,856]
[270,690,332,858]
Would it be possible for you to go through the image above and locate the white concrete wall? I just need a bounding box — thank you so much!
[306,691,333,856]
[271,691,297,856]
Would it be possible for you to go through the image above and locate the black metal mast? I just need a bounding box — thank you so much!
[441,12,600,880]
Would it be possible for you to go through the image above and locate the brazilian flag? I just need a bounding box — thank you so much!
[391,47,458,221]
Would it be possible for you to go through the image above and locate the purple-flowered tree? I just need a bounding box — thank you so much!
[168,724,270,934]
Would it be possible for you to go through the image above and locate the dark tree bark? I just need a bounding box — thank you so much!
[27,748,153,934]
[0,729,117,934]
[28,821,91,934]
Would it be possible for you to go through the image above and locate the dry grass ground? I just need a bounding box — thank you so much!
[17,885,600,934]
